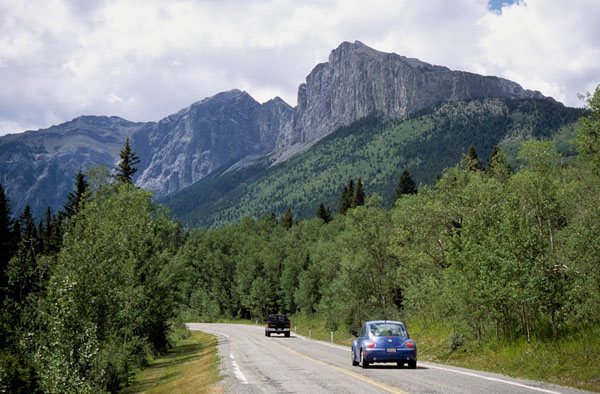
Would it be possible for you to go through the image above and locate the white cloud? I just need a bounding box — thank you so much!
[0,0,598,136]
[478,0,600,105]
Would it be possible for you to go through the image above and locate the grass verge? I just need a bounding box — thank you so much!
[120,330,224,394]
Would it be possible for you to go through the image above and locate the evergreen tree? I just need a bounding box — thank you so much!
[466,145,483,171]
[395,170,417,201]
[338,180,355,215]
[0,184,15,303]
[280,208,293,230]
[42,207,62,255]
[61,169,88,219]
[316,203,332,224]
[352,178,366,208]
[485,146,512,181]
[114,137,141,184]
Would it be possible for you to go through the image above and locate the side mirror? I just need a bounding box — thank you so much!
[352,331,359,337]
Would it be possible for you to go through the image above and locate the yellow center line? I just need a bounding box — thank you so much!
[270,340,411,394]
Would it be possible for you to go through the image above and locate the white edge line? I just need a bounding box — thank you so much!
[229,352,248,385]
[293,332,348,350]
[422,363,564,394]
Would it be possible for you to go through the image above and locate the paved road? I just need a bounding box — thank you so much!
[187,323,593,394]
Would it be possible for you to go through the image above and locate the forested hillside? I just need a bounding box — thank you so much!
[163,98,584,228]
[1,89,598,393]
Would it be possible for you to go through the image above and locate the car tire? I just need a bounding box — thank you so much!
[359,350,369,369]
[267,332,271,337]
[285,332,290,337]
[408,360,417,369]
[397,361,404,368]
[351,350,359,366]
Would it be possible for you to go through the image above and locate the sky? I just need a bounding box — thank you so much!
[0,0,599,136]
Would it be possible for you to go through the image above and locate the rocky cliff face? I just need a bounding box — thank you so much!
[272,41,546,162]
[133,90,292,197]
[0,90,291,216]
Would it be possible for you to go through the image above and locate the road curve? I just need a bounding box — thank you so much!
[187,323,592,394]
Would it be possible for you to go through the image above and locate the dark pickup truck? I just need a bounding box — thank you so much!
[265,314,291,337]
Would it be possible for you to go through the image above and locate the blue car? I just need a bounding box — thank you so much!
[351,320,417,368]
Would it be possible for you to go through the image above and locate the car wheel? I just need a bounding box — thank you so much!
[267,332,270,337]
[285,332,290,337]
[351,349,359,366]
[359,350,369,369]
[397,361,404,368]
[408,360,417,369]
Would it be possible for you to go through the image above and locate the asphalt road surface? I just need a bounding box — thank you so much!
[187,323,593,394]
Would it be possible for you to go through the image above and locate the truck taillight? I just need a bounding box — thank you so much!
[268,322,271,328]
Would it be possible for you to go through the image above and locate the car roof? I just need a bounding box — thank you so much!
[366,320,404,325]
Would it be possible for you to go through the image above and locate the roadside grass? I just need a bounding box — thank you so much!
[288,315,600,393]
[120,330,224,394]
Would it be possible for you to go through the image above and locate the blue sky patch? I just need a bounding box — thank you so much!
[488,0,518,12]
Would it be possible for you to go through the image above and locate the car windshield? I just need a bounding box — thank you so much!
[369,323,406,337]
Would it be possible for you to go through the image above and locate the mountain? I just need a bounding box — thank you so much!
[0,41,564,221]
[132,89,292,197]
[162,97,584,228]
[0,90,290,217]
[271,41,546,163]
[0,116,147,217]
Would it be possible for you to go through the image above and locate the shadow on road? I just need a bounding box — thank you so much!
[363,364,427,370]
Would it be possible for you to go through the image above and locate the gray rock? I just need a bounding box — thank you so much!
[134,89,292,197]
[271,41,547,163]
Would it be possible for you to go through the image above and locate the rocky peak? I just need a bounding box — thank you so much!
[134,89,292,197]
[272,41,547,163]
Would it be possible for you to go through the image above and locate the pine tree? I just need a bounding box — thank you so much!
[0,184,15,302]
[395,170,417,201]
[352,178,365,208]
[316,203,332,224]
[485,146,512,181]
[280,208,293,230]
[62,169,88,218]
[114,137,141,184]
[466,145,483,171]
[338,180,355,215]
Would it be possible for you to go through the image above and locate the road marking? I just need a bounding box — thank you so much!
[271,340,411,394]
[293,333,347,350]
[423,363,563,394]
[230,352,248,384]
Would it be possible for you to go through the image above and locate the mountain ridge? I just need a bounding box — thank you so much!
[0,41,558,219]
[162,97,583,228]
